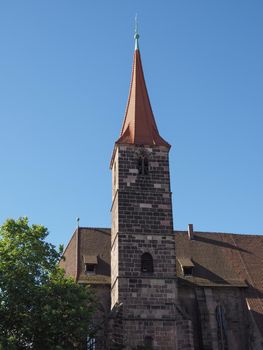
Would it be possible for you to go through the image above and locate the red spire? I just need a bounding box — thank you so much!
[116,35,170,148]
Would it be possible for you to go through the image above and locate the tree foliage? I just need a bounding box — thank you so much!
[0,217,95,349]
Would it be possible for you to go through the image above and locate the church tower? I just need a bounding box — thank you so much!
[110,31,193,350]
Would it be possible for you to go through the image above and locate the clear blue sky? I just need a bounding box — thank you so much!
[0,1,262,248]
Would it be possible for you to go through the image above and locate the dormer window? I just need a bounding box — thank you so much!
[85,264,96,275]
[141,253,154,273]
[84,255,98,276]
[138,156,149,175]
[183,266,193,276]
[178,258,194,277]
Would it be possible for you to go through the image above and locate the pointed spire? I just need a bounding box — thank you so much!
[116,28,170,148]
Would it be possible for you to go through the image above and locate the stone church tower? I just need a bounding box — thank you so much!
[60,28,263,350]
[110,31,193,350]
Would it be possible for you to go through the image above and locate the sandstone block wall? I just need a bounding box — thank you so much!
[178,285,251,350]
[110,144,194,349]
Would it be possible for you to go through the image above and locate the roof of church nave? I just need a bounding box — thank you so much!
[61,227,263,337]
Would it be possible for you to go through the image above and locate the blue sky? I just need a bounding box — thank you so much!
[0,1,262,248]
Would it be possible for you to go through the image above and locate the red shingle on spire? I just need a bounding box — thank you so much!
[116,48,170,148]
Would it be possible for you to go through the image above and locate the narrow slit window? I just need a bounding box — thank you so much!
[144,157,149,175]
[138,156,143,174]
[141,253,154,273]
[138,156,149,175]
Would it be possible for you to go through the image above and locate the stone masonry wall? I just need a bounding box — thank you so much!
[110,144,194,349]
[117,144,173,235]
[178,285,250,350]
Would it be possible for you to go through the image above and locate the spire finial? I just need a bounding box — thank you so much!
[134,14,139,50]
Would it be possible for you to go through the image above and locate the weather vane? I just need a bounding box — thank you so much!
[135,14,138,35]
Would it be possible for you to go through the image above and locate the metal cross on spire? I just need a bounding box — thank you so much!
[134,14,139,50]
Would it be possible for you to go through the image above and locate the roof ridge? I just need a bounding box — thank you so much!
[174,230,263,237]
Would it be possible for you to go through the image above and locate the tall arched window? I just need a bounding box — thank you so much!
[138,156,149,175]
[87,336,96,350]
[216,304,228,350]
[143,157,149,175]
[138,156,143,174]
[141,253,154,273]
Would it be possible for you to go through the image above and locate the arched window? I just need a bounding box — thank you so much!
[216,304,228,350]
[138,156,149,175]
[138,156,143,174]
[144,157,149,175]
[87,336,96,350]
[141,253,154,273]
[144,336,153,348]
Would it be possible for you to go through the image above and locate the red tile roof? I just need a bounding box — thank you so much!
[62,228,263,335]
[116,47,170,148]
[176,231,263,336]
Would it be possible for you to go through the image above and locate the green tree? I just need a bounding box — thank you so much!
[0,217,95,350]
